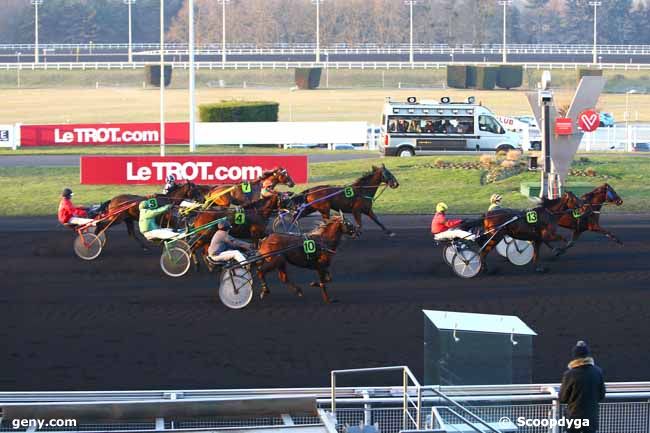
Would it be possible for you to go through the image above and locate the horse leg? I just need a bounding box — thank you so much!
[365,208,394,237]
[589,224,624,245]
[125,219,149,251]
[312,267,334,304]
[533,240,546,273]
[277,263,304,298]
[256,257,280,299]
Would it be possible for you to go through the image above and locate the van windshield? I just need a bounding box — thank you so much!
[478,115,505,134]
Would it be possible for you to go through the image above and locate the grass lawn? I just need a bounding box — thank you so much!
[1,87,650,125]
[2,155,647,217]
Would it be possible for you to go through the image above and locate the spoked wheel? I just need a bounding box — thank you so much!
[219,267,254,310]
[160,246,191,277]
[506,239,534,266]
[451,247,482,279]
[495,235,512,258]
[74,232,103,261]
[442,244,456,266]
[89,227,107,248]
[272,213,301,235]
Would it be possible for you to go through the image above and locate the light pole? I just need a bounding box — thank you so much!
[404,1,416,63]
[31,0,43,64]
[188,0,196,152]
[589,1,601,65]
[160,0,165,157]
[498,0,512,64]
[311,0,323,62]
[124,0,136,63]
[218,0,230,64]
[16,52,21,88]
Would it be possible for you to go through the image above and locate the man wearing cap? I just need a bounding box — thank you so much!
[57,188,93,225]
[488,194,503,212]
[430,202,475,241]
[138,198,176,240]
[559,341,606,432]
[208,220,253,265]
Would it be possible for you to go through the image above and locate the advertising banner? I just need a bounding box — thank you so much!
[0,124,15,148]
[20,122,189,146]
[80,155,309,185]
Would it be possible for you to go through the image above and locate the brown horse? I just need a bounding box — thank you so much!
[479,191,581,272]
[556,183,624,251]
[287,164,399,236]
[256,214,359,304]
[96,182,204,250]
[188,192,285,270]
[205,167,295,207]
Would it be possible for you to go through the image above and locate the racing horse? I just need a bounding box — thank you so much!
[286,164,399,236]
[203,167,295,207]
[187,192,286,270]
[479,191,581,272]
[556,183,624,252]
[256,213,359,304]
[95,182,205,251]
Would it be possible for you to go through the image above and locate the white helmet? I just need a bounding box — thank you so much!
[490,193,502,204]
[166,174,176,183]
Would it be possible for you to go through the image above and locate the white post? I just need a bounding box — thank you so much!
[125,0,135,63]
[404,1,416,63]
[589,1,601,65]
[219,0,229,64]
[498,1,512,64]
[31,0,43,64]
[626,89,636,152]
[312,0,323,63]
[160,0,165,157]
[189,0,196,152]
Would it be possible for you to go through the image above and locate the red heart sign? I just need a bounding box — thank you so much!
[578,109,600,132]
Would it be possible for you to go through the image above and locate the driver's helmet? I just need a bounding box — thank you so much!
[218,220,231,231]
[490,193,502,204]
[436,202,448,213]
[166,174,176,184]
[62,188,73,199]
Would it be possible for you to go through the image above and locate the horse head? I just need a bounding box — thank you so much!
[332,211,360,239]
[172,181,205,202]
[274,167,295,188]
[380,164,399,189]
[602,183,623,206]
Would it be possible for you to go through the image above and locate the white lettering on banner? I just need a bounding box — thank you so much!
[131,162,263,182]
[54,127,159,144]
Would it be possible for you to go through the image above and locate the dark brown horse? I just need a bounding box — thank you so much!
[204,167,295,207]
[287,164,399,236]
[256,214,359,304]
[96,182,204,250]
[556,183,624,251]
[188,192,285,269]
[480,192,581,272]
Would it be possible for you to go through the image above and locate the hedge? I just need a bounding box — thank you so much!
[447,65,468,88]
[295,68,322,89]
[496,65,523,89]
[145,65,172,87]
[475,66,498,90]
[198,101,279,122]
[578,68,604,81]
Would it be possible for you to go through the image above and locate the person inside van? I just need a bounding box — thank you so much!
[442,119,454,133]
[396,119,407,133]
[409,119,421,133]
[388,120,396,132]
[423,120,434,133]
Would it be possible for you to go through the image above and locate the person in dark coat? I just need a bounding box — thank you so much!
[559,341,606,433]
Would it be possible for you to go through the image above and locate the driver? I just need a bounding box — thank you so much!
[58,188,93,225]
[488,194,503,212]
[138,198,177,240]
[431,202,475,241]
[208,220,253,265]
[163,174,177,195]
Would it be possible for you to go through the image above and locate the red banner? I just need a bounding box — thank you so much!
[80,156,309,185]
[554,117,573,135]
[20,122,189,146]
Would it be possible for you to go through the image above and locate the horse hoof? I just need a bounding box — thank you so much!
[310,282,318,287]
[387,231,396,237]
[553,248,565,257]
[535,266,548,273]
[260,290,270,300]
[297,290,304,297]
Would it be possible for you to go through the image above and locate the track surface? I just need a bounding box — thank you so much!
[1,214,648,391]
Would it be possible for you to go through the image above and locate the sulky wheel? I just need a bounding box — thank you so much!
[73,232,103,261]
[495,235,512,258]
[451,248,482,279]
[219,268,254,310]
[160,247,191,277]
[272,213,301,235]
[442,244,456,266]
[506,239,534,266]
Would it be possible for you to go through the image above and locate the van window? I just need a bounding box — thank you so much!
[387,116,474,135]
[479,115,505,134]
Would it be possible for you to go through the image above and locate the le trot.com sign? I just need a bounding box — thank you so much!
[80,156,309,185]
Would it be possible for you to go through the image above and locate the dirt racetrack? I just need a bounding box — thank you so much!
[0,214,648,391]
